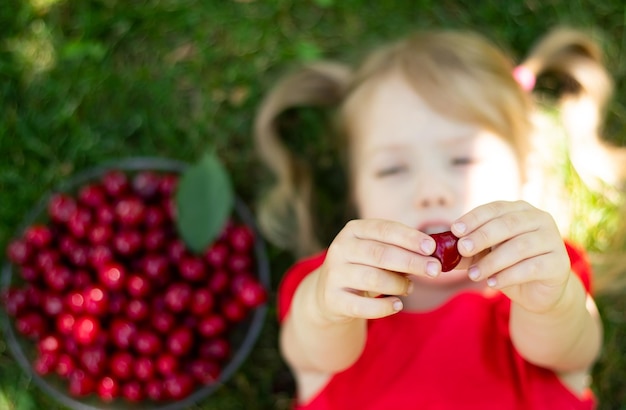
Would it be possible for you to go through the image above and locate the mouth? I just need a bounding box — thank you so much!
[417,222,451,235]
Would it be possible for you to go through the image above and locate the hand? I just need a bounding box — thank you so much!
[451,200,571,313]
[314,219,436,323]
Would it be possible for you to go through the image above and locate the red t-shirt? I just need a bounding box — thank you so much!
[278,242,596,410]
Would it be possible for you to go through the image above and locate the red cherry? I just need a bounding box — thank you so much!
[121,381,144,402]
[132,170,161,199]
[15,312,47,339]
[73,316,101,345]
[133,330,162,356]
[126,273,151,299]
[159,173,178,197]
[220,296,247,323]
[164,282,192,313]
[197,314,227,338]
[2,288,29,317]
[38,334,61,354]
[198,338,231,362]
[178,255,207,282]
[166,239,187,263]
[95,204,115,225]
[68,370,96,397]
[189,359,221,385]
[109,351,134,380]
[43,265,72,292]
[203,241,229,268]
[227,253,252,273]
[23,225,53,248]
[67,243,89,268]
[144,205,166,228]
[56,353,76,378]
[164,373,195,400]
[78,183,107,208]
[67,207,92,239]
[88,245,114,269]
[236,278,267,308]
[97,376,119,402]
[19,265,39,282]
[228,224,255,253]
[83,286,109,316]
[133,356,155,381]
[42,293,65,316]
[80,345,107,375]
[115,197,145,226]
[88,224,113,245]
[113,229,142,256]
[110,319,137,349]
[156,353,179,376]
[65,290,85,314]
[33,351,59,375]
[56,313,76,335]
[97,263,126,291]
[36,249,61,273]
[150,310,176,334]
[101,170,129,197]
[208,269,229,294]
[125,299,150,322]
[144,378,165,400]
[166,327,194,356]
[48,193,77,224]
[190,288,214,316]
[141,254,170,284]
[430,231,462,272]
[7,239,32,265]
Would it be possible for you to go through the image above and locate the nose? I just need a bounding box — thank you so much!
[413,172,454,209]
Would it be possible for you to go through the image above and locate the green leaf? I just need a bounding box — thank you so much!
[175,152,234,254]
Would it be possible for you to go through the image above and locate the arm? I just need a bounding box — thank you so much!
[509,274,602,372]
[452,200,603,373]
[280,219,435,374]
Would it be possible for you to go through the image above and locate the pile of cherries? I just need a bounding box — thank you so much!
[1,169,267,405]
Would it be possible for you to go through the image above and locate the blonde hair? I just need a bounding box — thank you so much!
[254,27,625,260]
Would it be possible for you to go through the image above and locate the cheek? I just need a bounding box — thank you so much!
[353,176,406,220]
[465,158,522,206]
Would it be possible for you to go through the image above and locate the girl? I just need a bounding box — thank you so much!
[254,27,620,409]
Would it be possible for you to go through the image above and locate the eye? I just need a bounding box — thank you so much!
[375,165,408,177]
[451,157,475,166]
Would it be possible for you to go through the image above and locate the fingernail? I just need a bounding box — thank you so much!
[426,261,439,278]
[468,266,480,281]
[487,277,497,287]
[452,221,467,235]
[393,299,403,311]
[460,238,474,253]
[421,238,435,254]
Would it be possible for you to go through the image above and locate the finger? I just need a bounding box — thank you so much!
[480,254,567,290]
[337,237,440,278]
[335,292,404,319]
[341,266,412,296]
[466,231,550,280]
[452,200,533,238]
[345,219,435,255]
[455,209,548,257]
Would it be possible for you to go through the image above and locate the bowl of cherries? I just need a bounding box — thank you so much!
[0,156,270,410]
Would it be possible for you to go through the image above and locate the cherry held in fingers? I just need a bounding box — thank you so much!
[429,231,462,272]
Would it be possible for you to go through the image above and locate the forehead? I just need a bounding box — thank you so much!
[343,72,478,148]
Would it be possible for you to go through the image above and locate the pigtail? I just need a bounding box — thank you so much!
[254,62,352,257]
[520,28,626,295]
[519,27,626,195]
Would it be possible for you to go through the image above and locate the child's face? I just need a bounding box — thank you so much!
[349,72,523,235]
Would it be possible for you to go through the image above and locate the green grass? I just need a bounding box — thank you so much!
[1,1,626,409]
